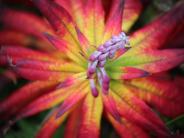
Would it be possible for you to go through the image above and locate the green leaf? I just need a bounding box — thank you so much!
[166,114,184,130]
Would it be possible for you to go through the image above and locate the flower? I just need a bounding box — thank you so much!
[0,0,184,137]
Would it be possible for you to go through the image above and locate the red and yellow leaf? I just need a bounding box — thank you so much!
[36,108,68,138]
[108,49,184,73]
[103,0,124,42]
[107,113,150,138]
[130,2,184,49]
[111,81,168,132]
[16,81,85,119]
[14,59,84,73]
[56,85,88,118]
[0,8,53,38]
[83,0,105,45]
[123,0,142,32]
[64,104,83,138]
[127,74,184,117]
[77,93,103,138]
[0,81,58,117]
[108,67,149,80]
[55,0,85,32]
[0,46,58,64]
[0,30,53,52]
[110,91,169,136]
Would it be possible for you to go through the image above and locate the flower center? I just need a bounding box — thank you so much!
[87,32,130,97]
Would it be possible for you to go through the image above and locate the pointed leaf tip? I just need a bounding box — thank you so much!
[103,94,122,123]
[56,87,88,119]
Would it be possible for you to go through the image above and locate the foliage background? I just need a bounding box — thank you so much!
[0,0,184,137]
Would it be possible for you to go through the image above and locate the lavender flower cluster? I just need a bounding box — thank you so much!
[87,32,130,97]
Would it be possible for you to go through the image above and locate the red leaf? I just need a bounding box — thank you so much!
[127,74,184,117]
[56,86,88,118]
[123,0,143,32]
[0,81,57,117]
[36,108,68,138]
[107,113,150,138]
[64,104,82,138]
[111,92,169,136]
[102,94,122,122]
[77,94,103,138]
[0,8,53,39]
[55,0,85,31]
[103,0,125,41]
[0,30,53,52]
[130,1,184,49]
[17,81,84,119]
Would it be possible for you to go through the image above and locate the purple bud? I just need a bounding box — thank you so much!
[104,40,113,47]
[91,87,99,97]
[102,82,109,90]
[97,45,105,51]
[103,75,110,83]
[112,36,121,43]
[90,79,99,97]
[102,46,112,53]
[98,52,109,61]
[88,67,96,74]
[102,87,109,95]
[87,60,98,76]
[87,70,93,79]
[87,31,130,97]
[98,60,106,67]
[89,51,101,61]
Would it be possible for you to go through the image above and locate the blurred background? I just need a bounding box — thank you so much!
[0,0,184,138]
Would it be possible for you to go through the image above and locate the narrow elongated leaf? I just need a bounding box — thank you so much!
[56,85,88,118]
[0,46,58,63]
[109,49,184,73]
[0,8,53,38]
[64,104,82,138]
[36,108,68,138]
[14,59,84,73]
[32,0,81,50]
[16,82,85,119]
[131,88,184,118]
[130,1,184,49]
[103,0,125,42]
[33,0,88,65]
[83,0,105,45]
[0,81,58,117]
[107,113,133,138]
[55,0,85,32]
[127,74,184,117]
[108,67,149,80]
[75,27,92,57]
[111,81,168,132]
[77,93,103,138]
[123,0,142,32]
[43,33,85,65]
[111,92,169,137]
[0,30,53,52]
[32,0,71,33]
[102,93,122,122]
[107,113,150,138]
[14,67,72,81]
